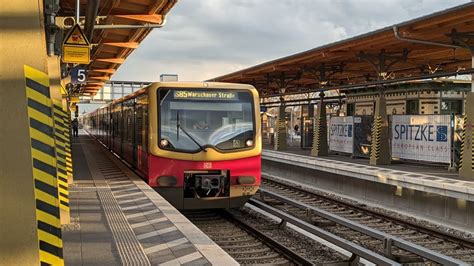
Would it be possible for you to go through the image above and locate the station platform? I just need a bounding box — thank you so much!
[262,147,474,231]
[62,132,237,265]
[263,147,474,201]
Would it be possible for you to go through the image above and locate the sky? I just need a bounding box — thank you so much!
[112,0,469,82]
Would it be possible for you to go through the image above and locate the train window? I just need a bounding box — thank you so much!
[158,89,255,152]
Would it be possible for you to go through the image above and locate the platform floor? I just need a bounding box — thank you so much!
[62,132,237,265]
[263,145,465,181]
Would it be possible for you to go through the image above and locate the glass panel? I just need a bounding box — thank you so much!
[159,89,255,152]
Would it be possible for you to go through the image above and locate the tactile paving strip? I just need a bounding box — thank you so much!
[82,139,210,265]
[82,142,151,266]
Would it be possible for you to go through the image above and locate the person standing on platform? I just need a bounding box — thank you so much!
[72,118,79,137]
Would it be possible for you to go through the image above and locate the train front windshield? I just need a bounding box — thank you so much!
[159,89,255,152]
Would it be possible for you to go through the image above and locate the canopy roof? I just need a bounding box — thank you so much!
[210,2,474,97]
[59,0,177,96]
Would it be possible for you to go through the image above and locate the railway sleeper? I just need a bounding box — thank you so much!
[216,237,256,245]
[232,253,284,262]
[226,247,271,255]
[443,249,474,256]
[219,242,264,249]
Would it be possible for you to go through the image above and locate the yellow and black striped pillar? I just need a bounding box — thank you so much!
[52,100,70,224]
[274,104,288,151]
[24,65,64,265]
[64,108,74,184]
[311,92,328,156]
[459,92,474,179]
[370,95,391,165]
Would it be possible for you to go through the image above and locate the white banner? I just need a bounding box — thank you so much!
[391,115,451,163]
[329,116,354,153]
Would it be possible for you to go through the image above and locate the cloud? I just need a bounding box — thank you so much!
[112,0,469,82]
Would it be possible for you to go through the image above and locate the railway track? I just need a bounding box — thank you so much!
[255,176,474,265]
[183,209,347,265]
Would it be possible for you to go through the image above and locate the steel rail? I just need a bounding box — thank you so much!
[221,210,315,266]
[257,188,468,266]
[261,174,474,250]
[248,198,401,266]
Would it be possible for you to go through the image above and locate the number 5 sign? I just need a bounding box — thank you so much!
[71,67,88,84]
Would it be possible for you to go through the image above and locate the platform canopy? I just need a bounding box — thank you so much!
[59,0,177,96]
[210,2,474,97]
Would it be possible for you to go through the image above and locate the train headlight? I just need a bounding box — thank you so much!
[160,138,169,147]
[245,139,253,147]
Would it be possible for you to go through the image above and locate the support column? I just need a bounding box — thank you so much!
[370,94,391,165]
[0,1,64,264]
[311,92,328,156]
[358,49,407,165]
[274,97,287,151]
[48,56,71,224]
[459,58,474,178]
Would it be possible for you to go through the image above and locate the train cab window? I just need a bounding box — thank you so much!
[158,89,255,152]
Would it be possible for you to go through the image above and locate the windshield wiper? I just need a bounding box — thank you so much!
[176,111,207,152]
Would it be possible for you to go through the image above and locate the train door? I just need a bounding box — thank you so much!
[122,98,135,164]
[135,94,149,175]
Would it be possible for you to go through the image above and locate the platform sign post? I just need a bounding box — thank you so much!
[370,95,391,165]
[71,66,88,84]
[459,93,474,179]
[62,24,90,64]
[312,92,328,156]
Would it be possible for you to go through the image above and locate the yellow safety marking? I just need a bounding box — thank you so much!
[35,189,60,208]
[25,65,49,86]
[27,106,52,125]
[39,251,64,266]
[29,129,55,149]
[52,100,70,214]
[33,168,57,187]
[26,88,51,105]
[31,149,56,166]
[56,157,67,165]
[36,211,61,232]
[24,65,63,265]
[37,231,63,252]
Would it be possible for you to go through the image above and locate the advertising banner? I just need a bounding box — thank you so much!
[329,116,353,153]
[391,115,451,163]
[353,116,373,158]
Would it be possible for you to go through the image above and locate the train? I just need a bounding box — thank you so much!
[81,82,261,209]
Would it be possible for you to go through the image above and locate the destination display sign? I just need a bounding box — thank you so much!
[391,115,451,163]
[173,90,237,100]
[329,116,354,153]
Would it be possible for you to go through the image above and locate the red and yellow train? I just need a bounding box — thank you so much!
[82,82,261,209]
